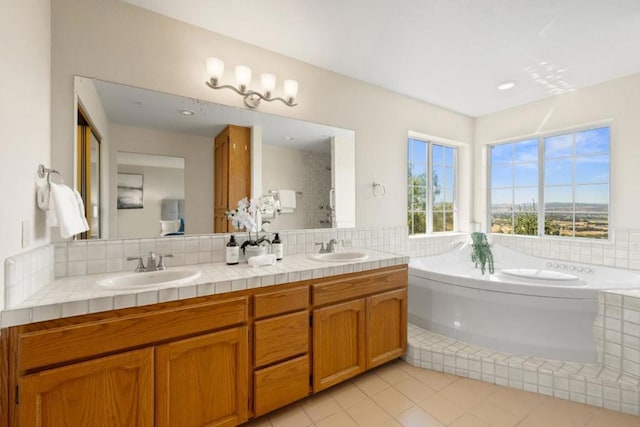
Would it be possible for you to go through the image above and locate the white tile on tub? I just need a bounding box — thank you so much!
[623,308,640,324]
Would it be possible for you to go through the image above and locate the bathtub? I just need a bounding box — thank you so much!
[408,243,640,363]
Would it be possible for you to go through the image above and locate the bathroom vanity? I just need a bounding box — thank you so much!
[1,261,407,426]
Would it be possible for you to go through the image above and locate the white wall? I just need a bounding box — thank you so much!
[262,145,306,230]
[116,165,184,238]
[50,0,475,236]
[0,1,51,309]
[474,72,640,232]
[109,124,213,235]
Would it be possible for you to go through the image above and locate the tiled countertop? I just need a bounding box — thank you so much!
[1,249,408,328]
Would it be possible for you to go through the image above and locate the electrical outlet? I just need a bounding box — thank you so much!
[22,220,31,248]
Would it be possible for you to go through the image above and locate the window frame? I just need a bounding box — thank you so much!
[487,124,612,240]
[408,136,458,235]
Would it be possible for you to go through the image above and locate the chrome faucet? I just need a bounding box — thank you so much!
[315,242,328,253]
[326,239,339,253]
[126,252,174,272]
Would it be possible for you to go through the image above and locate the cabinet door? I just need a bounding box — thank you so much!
[156,326,249,427]
[366,288,407,369]
[312,299,366,392]
[18,348,154,427]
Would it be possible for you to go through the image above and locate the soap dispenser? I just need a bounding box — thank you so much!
[226,235,239,265]
[272,233,283,261]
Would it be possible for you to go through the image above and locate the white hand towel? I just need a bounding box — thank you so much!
[47,183,90,238]
[247,253,277,267]
[278,190,296,213]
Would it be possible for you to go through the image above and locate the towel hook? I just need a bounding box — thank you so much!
[372,182,386,198]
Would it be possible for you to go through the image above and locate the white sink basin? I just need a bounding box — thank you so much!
[97,269,201,290]
[310,251,369,262]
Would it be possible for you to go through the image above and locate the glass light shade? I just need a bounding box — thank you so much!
[235,65,252,89]
[206,57,224,81]
[260,73,276,94]
[283,79,299,99]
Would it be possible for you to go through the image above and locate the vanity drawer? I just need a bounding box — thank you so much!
[312,266,408,307]
[254,355,310,416]
[254,286,309,319]
[18,296,248,372]
[254,311,308,367]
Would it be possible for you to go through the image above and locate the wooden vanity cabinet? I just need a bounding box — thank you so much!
[9,295,250,427]
[18,348,154,427]
[252,286,310,416]
[3,265,408,425]
[311,266,408,392]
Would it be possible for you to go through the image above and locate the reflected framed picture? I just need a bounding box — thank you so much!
[117,173,143,209]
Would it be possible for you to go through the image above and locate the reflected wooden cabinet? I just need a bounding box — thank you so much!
[18,348,154,427]
[156,327,248,427]
[214,125,251,233]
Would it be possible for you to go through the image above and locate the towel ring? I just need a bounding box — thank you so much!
[37,164,64,184]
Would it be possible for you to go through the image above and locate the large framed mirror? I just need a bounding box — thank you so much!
[74,76,355,239]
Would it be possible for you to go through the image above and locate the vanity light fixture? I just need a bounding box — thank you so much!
[205,57,298,108]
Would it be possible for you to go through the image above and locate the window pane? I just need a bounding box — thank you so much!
[545,134,573,158]
[513,208,538,236]
[491,166,512,188]
[444,212,454,232]
[444,146,455,166]
[491,144,513,165]
[545,212,574,237]
[514,164,538,187]
[432,211,444,232]
[491,188,512,208]
[575,155,609,184]
[411,212,426,234]
[443,167,455,188]
[545,185,573,209]
[514,139,538,163]
[574,213,608,239]
[544,159,572,185]
[514,187,537,208]
[432,144,444,166]
[409,163,427,185]
[576,127,609,155]
[410,139,427,161]
[410,186,427,211]
[575,184,608,206]
[444,188,454,204]
[432,166,444,191]
[491,211,513,234]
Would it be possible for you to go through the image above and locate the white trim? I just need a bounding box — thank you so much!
[481,119,613,146]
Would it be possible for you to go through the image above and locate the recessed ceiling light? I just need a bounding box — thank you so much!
[283,136,294,141]
[497,80,517,91]
[179,109,195,116]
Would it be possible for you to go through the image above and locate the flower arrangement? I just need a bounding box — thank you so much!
[226,197,270,251]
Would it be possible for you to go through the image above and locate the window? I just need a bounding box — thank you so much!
[408,138,456,235]
[489,126,610,239]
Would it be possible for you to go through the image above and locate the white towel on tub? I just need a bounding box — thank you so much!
[278,189,296,213]
[46,183,90,238]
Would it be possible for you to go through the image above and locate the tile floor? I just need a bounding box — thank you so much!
[244,360,640,427]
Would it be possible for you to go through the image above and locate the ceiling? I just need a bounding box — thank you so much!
[123,0,640,117]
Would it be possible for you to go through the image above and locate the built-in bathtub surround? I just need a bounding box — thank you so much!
[490,228,640,270]
[3,225,409,309]
[408,232,468,258]
[405,324,640,415]
[595,290,640,379]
